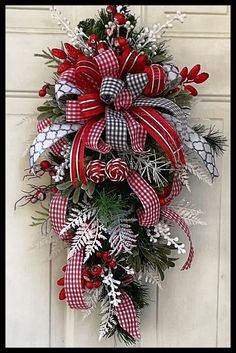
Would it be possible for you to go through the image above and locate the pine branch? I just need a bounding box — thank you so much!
[192,124,227,156]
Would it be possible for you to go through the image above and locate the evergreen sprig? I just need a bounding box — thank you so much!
[192,124,227,155]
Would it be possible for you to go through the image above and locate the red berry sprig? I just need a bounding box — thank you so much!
[38,84,49,97]
[179,64,209,96]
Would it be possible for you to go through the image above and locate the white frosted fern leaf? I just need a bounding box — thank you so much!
[170,203,207,226]
[107,212,138,256]
[98,295,116,341]
[185,152,212,185]
[82,286,103,319]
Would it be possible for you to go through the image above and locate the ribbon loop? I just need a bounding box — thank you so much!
[100,77,125,104]
[94,48,120,78]
[126,73,148,100]
[105,107,128,151]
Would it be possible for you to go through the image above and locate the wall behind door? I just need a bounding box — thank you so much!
[6,5,230,348]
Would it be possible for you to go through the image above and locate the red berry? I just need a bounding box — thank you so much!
[38,89,46,97]
[180,67,188,83]
[86,281,94,289]
[57,277,64,286]
[187,64,201,80]
[114,13,126,25]
[49,170,56,176]
[96,251,103,258]
[89,34,98,44]
[51,48,67,60]
[114,36,127,48]
[184,84,198,96]
[39,160,51,171]
[102,251,113,263]
[159,197,166,206]
[81,278,86,289]
[194,72,209,84]
[93,280,101,288]
[62,265,67,272]
[97,41,108,54]
[106,5,116,13]
[90,265,102,277]
[59,287,66,300]
[82,267,90,277]
[34,190,46,201]
[57,60,73,74]
[107,259,117,269]
[50,186,58,193]
[64,43,82,60]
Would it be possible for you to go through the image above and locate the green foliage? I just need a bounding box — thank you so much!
[56,180,82,202]
[192,124,228,155]
[91,188,130,227]
[147,40,173,64]
[34,47,61,68]
[126,228,178,280]
[30,203,51,235]
[36,85,65,121]
[164,86,193,108]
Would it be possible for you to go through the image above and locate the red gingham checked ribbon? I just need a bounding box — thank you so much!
[123,111,147,152]
[115,291,140,339]
[64,248,91,309]
[59,68,77,86]
[165,173,182,205]
[37,118,66,157]
[49,192,72,242]
[161,207,194,270]
[127,169,160,227]
[114,88,133,111]
[86,118,112,153]
[94,48,119,78]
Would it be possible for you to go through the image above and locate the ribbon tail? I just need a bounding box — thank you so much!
[86,118,112,153]
[64,248,91,309]
[105,107,128,151]
[165,173,183,205]
[184,126,219,179]
[123,111,147,152]
[161,208,194,270]
[70,117,100,186]
[29,123,81,172]
[115,291,140,339]
[49,192,72,242]
[127,170,160,227]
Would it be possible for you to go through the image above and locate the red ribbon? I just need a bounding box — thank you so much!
[64,248,91,309]
[127,170,160,227]
[115,291,140,339]
[161,208,194,270]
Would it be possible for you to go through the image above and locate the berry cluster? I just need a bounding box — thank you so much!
[57,250,117,299]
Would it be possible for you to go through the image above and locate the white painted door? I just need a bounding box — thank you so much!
[6,5,230,348]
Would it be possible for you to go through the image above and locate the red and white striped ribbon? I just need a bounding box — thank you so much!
[161,207,194,270]
[127,170,160,227]
[64,248,91,309]
[49,192,72,242]
[115,291,140,339]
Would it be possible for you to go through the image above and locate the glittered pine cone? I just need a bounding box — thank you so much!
[105,158,128,182]
[86,160,107,183]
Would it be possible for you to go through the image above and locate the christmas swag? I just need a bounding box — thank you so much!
[16,5,227,345]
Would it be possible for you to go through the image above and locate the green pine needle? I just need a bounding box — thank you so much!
[192,124,227,155]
